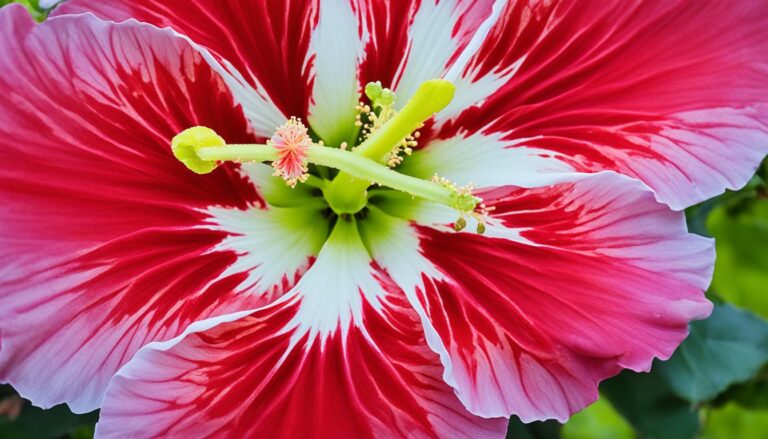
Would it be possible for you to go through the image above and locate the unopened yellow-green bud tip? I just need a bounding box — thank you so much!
[365,81,383,101]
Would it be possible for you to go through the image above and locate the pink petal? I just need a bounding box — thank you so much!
[96,223,507,438]
[56,0,501,142]
[436,0,768,209]
[0,8,312,412]
[369,172,713,422]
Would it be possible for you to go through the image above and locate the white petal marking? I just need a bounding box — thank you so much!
[444,0,508,83]
[404,130,575,188]
[308,0,364,145]
[286,221,387,344]
[394,1,471,105]
[204,205,327,302]
[440,56,526,121]
[357,209,462,394]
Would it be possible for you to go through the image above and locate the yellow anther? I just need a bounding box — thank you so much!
[454,217,467,232]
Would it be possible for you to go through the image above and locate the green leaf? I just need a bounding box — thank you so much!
[561,398,633,439]
[714,365,768,410]
[602,370,699,439]
[700,403,768,439]
[708,197,768,318]
[657,304,768,403]
[70,424,96,439]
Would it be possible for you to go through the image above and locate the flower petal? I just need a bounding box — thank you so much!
[39,0,62,9]
[307,0,363,146]
[401,130,575,189]
[432,0,768,209]
[55,0,318,136]
[96,221,507,438]
[0,8,319,412]
[366,172,713,422]
[57,0,503,143]
[354,0,497,105]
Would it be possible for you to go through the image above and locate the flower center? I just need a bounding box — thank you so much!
[171,79,486,232]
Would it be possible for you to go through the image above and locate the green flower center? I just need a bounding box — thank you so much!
[172,79,486,234]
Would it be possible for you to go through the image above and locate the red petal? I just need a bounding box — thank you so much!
[95,224,507,438]
[55,0,318,136]
[56,0,500,142]
[355,0,496,92]
[0,8,308,412]
[438,0,768,209]
[311,0,499,144]
[371,173,713,422]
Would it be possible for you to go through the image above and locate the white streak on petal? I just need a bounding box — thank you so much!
[287,222,387,344]
[361,209,444,291]
[308,0,363,145]
[204,205,327,302]
[237,162,281,192]
[358,209,461,397]
[404,131,575,188]
[394,1,466,105]
[444,0,507,82]
[440,56,525,121]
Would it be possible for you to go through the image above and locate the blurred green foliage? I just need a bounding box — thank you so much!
[709,197,768,319]
[562,398,634,439]
[602,369,700,439]
[0,385,97,439]
[657,304,768,403]
[1,1,767,437]
[700,403,768,439]
[0,0,48,20]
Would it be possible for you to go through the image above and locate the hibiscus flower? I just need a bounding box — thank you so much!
[1,0,766,437]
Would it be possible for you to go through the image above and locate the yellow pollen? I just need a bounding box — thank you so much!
[432,174,488,234]
[356,87,423,169]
